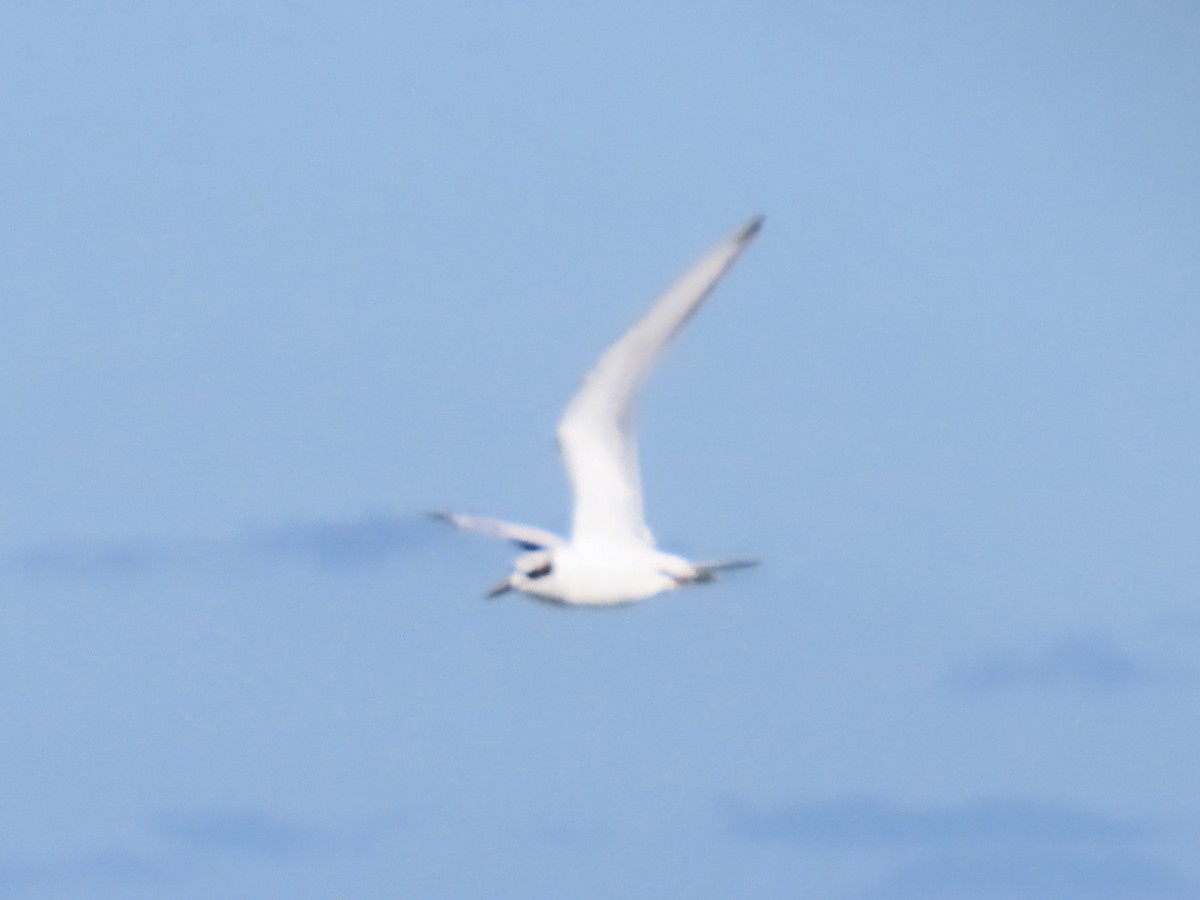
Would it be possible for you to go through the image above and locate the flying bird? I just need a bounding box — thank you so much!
[433,217,764,605]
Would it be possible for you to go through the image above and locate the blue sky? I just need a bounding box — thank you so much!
[3,1,1199,897]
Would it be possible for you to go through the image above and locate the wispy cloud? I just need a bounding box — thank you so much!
[152,807,404,857]
[723,794,1195,899]
[152,810,318,857]
[0,807,404,894]
[723,795,1144,848]
[10,541,171,579]
[866,849,1196,900]
[5,513,422,580]
[249,514,418,569]
[944,635,1150,693]
[0,847,177,894]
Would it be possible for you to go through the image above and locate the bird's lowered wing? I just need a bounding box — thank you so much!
[428,511,564,550]
[556,217,764,549]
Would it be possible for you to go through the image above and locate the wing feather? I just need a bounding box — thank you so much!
[428,511,564,550]
[556,217,764,548]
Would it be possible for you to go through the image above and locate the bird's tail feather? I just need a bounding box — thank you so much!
[691,558,760,583]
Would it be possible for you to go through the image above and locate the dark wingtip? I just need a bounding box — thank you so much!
[737,215,765,244]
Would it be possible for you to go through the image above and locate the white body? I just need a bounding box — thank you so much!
[434,218,763,606]
[509,545,697,607]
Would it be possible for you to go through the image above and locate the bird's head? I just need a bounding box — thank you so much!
[486,550,555,598]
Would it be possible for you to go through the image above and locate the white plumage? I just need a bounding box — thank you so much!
[433,217,763,605]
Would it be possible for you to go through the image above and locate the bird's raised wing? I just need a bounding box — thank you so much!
[428,511,564,550]
[556,217,764,549]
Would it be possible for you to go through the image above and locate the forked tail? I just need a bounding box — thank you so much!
[691,558,760,583]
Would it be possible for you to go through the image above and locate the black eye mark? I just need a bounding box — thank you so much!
[526,562,552,580]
